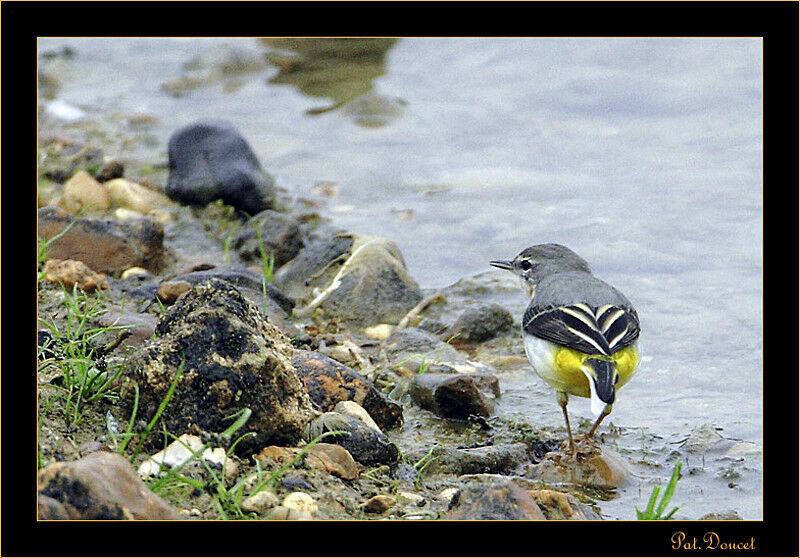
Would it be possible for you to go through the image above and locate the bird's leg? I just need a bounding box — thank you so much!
[586,403,612,439]
[557,391,576,457]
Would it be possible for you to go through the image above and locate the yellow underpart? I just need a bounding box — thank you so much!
[553,345,639,398]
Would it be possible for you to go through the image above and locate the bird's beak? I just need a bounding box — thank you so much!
[490,260,514,271]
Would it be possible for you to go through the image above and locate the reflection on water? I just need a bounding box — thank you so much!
[262,38,398,122]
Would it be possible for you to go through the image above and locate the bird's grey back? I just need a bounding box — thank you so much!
[532,270,634,309]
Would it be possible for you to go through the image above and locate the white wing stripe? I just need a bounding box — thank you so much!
[565,325,609,355]
[600,308,625,333]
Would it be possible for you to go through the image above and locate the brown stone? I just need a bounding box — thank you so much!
[42,259,108,292]
[408,372,499,419]
[156,280,192,305]
[255,443,360,480]
[37,452,180,520]
[442,481,546,520]
[38,206,166,274]
[59,170,111,214]
[293,350,403,430]
[362,494,396,514]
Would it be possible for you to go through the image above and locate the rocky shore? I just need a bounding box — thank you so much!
[37,43,760,521]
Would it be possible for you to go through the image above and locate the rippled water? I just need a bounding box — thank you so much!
[38,37,763,518]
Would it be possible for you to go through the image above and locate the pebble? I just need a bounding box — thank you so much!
[362,494,396,514]
[282,492,318,514]
[156,280,192,305]
[121,266,152,280]
[363,323,395,340]
[59,170,111,214]
[450,304,513,343]
[105,177,172,214]
[42,259,108,292]
[241,489,280,513]
[266,505,312,520]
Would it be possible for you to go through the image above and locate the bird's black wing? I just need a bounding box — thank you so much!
[523,302,640,356]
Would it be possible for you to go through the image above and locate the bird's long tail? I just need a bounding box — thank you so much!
[581,358,617,417]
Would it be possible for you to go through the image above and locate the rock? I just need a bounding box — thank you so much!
[681,424,728,453]
[233,209,304,268]
[450,304,513,344]
[38,494,71,519]
[121,266,152,280]
[407,443,529,476]
[279,476,313,491]
[255,443,360,480]
[156,280,192,305]
[59,170,111,214]
[266,505,312,520]
[293,350,403,430]
[166,120,276,215]
[171,264,294,323]
[383,327,494,375]
[363,323,395,340]
[527,489,585,520]
[408,372,500,419]
[305,412,399,466]
[363,494,396,514]
[531,439,630,489]
[241,489,280,514]
[442,481,546,520]
[94,159,125,182]
[38,206,166,274]
[37,452,180,519]
[137,434,238,484]
[274,232,423,328]
[105,177,172,215]
[333,401,382,433]
[282,492,318,514]
[120,279,316,456]
[42,259,108,292]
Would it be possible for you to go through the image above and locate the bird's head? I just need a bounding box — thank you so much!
[490,243,592,298]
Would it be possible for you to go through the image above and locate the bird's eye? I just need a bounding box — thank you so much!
[519,260,532,271]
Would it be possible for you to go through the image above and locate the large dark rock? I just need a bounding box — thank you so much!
[293,350,403,430]
[273,232,423,328]
[408,372,500,419]
[121,279,315,456]
[37,452,180,520]
[38,206,167,274]
[166,120,276,215]
[233,209,305,268]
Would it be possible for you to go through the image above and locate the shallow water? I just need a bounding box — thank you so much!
[38,37,763,518]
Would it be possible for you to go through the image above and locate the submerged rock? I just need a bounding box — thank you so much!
[274,232,423,328]
[37,452,180,520]
[293,350,403,430]
[38,206,167,274]
[121,278,315,456]
[233,209,305,268]
[530,439,630,489]
[166,120,276,215]
[408,372,500,419]
[442,481,545,520]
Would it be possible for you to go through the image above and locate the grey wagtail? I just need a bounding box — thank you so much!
[490,243,641,455]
